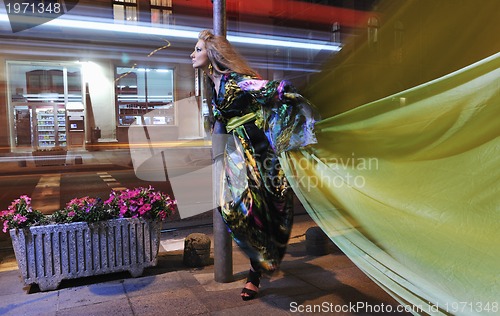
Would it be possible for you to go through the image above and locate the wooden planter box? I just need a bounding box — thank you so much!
[9,218,161,291]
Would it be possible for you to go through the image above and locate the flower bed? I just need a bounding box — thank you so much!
[1,187,176,291]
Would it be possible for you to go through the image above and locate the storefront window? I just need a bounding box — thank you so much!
[7,62,83,150]
[116,67,175,126]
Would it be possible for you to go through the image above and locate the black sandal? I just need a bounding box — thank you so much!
[241,269,261,301]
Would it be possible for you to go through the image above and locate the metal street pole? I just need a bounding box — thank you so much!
[213,0,227,37]
[212,0,232,283]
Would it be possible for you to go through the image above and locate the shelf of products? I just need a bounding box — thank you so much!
[36,107,67,148]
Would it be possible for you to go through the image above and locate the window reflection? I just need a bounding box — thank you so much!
[116,67,175,126]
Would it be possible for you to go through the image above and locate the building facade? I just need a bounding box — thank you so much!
[0,0,376,153]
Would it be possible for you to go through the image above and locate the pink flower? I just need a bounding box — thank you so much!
[13,214,28,224]
[119,205,128,217]
[104,186,176,221]
[127,190,139,199]
[1,195,44,231]
[9,201,18,210]
[157,210,167,221]
[19,195,31,203]
[138,204,151,216]
[104,197,113,204]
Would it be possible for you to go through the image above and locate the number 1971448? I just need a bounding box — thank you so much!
[6,2,62,15]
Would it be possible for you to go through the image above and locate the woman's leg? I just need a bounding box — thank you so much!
[241,259,262,300]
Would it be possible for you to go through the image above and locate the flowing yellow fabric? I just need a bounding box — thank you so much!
[281,53,500,315]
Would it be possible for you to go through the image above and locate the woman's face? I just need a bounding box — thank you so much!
[190,40,209,70]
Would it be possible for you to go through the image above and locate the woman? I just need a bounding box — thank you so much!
[190,29,318,300]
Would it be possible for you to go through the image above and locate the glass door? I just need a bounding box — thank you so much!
[35,104,66,148]
[57,106,67,147]
[14,105,33,147]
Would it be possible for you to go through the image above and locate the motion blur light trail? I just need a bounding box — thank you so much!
[0,12,341,52]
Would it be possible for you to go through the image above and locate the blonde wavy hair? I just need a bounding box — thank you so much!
[198,29,260,78]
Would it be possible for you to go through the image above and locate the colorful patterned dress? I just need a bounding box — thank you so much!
[211,72,318,273]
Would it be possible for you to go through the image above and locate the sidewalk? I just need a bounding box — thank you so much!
[0,145,408,315]
[0,214,409,315]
